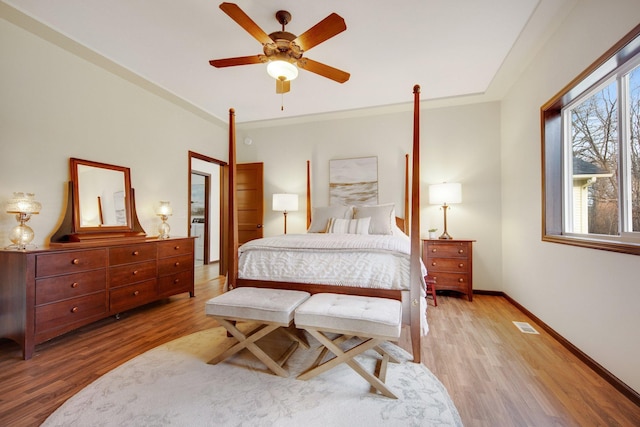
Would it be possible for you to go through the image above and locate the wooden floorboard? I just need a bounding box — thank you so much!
[0,265,638,426]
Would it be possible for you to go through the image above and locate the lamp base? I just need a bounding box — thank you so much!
[438,231,453,240]
[158,219,171,239]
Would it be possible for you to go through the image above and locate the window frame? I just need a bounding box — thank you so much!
[541,23,640,255]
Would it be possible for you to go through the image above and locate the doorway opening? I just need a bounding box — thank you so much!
[189,151,224,274]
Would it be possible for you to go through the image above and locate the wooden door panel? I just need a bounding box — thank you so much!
[237,163,263,244]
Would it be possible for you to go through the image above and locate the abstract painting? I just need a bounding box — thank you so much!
[329,156,378,206]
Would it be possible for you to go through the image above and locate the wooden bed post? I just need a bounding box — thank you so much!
[306,160,311,229]
[228,108,239,288]
[404,154,410,235]
[409,85,422,363]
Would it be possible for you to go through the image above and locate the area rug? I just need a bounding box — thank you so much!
[42,325,462,426]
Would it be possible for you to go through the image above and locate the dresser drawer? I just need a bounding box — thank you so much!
[425,243,470,258]
[36,249,107,278]
[158,270,193,296]
[158,254,192,276]
[109,244,156,266]
[36,269,107,305]
[35,292,107,334]
[427,258,469,273]
[109,260,157,288]
[157,239,193,258]
[109,279,157,313]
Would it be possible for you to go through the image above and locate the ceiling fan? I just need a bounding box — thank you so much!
[209,2,350,95]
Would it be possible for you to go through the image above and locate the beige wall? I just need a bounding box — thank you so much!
[501,0,640,392]
[0,10,228,246]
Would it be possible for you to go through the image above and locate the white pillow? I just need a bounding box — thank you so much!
[326,217,371,234]
[307,205,353,233]
[353,203,395,235]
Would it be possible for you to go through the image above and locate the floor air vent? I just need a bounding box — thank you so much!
[512,321,539,334]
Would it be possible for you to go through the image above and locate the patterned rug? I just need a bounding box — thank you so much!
[42,325,462,426]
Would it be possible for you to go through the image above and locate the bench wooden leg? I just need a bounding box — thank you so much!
[208,318,290,377]
[298,329,398,399]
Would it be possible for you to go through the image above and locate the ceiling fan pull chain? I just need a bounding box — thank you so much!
[281,93,284,111]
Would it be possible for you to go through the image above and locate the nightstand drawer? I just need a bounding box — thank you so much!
[427,258,469,273]
[425,243,470,258]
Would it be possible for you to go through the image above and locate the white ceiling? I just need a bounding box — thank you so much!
[4,0,574,124]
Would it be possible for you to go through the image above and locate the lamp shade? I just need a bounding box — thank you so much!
[273,193,298,212]
[267,60,298,81]
[156,201,172,216]
[6,192,41,214]
[429,183,462,205]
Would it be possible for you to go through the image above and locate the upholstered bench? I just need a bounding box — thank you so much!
[294,293,403,399]
[205,287,310,377]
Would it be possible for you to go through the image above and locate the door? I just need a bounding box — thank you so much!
[237,163,264,244]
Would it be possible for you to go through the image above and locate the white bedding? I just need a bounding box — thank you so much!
[238,233,427,291]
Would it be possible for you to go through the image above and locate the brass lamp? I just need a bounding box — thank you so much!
[156,201,172,239]
[272,193,298,234]
[429,183,462,240]
[6,192,41,250]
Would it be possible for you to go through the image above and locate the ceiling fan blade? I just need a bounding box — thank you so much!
[219,2,272,45]
[298,58,350,83]
[276,79,290,94]
[209,55,264,68]
[293,13,346,52]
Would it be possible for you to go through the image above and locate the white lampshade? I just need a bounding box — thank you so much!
[267,60,298,81]
[156,201,172,216]
[6,192,41,214]
[273,193,298,212]
[429,183,462,205]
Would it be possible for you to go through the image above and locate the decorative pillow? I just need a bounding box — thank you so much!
[326,217,371,235]
[307,205,353,233]
[352,203,395,235]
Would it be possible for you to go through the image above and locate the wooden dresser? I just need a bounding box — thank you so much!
[0,237,194,359]
[422,239,474,301]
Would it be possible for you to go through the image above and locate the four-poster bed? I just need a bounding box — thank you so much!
[225,85,425,363]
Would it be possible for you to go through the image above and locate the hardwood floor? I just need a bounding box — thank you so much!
[0,264,638,426]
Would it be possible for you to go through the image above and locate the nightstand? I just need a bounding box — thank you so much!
[422,239,474,301]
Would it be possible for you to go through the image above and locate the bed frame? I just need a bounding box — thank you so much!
[225,85,423,363]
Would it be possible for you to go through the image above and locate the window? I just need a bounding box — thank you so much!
[542,24,640,255]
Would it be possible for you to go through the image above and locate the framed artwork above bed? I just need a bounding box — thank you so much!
[329,156,378,206]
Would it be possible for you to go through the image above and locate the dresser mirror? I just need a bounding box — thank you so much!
[51,158,146,245]
[71,158,132,231]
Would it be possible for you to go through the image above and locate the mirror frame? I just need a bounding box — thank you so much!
[70,158,134,233]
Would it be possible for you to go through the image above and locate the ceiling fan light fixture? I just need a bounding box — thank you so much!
[267,60,298,81]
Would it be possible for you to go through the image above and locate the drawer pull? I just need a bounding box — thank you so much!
[133,290,140,296]
[174,245,180,250]
[459,263,464,268]
[458,249,464,254]
[174,262,180,267]
[174,278,180,284]
[431,248,437,253]
[458,278,464,282]
[71,282,79,288]
[432,276,437,281]
[431,262,436,266]
[133,251,139,256]
[133,270,138,275]
[72,258,80,265]
[71,306,78,313]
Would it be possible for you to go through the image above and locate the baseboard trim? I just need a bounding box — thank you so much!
[474,290,640,407]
